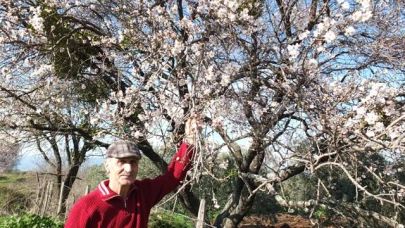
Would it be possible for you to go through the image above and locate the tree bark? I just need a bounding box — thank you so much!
[57,164,80,216]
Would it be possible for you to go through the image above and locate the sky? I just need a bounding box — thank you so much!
[15,140,106,171]
[16,153,104,171]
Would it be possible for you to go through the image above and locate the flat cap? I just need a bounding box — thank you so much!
[107,140,142,159]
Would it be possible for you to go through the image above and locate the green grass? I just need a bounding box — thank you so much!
[0,171,36,215]
[0,172,36,196]
[149,212,194,228]
[0,171,29,185]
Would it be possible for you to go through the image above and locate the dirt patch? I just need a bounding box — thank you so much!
[240,214,313,228]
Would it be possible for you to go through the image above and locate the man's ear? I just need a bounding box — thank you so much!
[104,159,110,174]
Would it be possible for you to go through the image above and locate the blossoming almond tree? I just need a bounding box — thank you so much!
[0,0,404,227]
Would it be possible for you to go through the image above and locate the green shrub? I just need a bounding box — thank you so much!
[149,211,194,228]
[1,212,64,228]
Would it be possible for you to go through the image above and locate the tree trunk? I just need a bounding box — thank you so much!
[57,164,80,216]
[214,140,265,228]
[213,179,258,228]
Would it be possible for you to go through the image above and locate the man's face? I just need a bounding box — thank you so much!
[106,157,139,186]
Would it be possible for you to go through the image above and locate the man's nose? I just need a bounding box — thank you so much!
[123,163,132,172]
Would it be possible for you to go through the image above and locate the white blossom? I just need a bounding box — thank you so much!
[287,44,300,59]
[90,116,99,125]
[133,131,144,139]
[317,46,325,53]
[171,40,184,55]
[307,58,318,69]
[388,130,400,140]
[364,112,379,125]
[383,105,396,116]
[350,11,363,21]
[1,67,9,75]
[342,2,350,10]
[358,0,371,9]
[220,74,231,86]
[345,26,356,36]
[374,122,385,132]
[29,7,44,32]
[206,65,216,81]
[324,31,336,43]
[361,11,373,22]
[355,106,367,115]
[298,30,310,40]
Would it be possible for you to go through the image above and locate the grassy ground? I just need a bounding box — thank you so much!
[0,171,36,195]
[1,171,29,183]
[0,171,36,216]
[240,214,313,228]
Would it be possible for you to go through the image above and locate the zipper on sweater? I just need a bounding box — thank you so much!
[117,195,127,208]
[123,186,136,209]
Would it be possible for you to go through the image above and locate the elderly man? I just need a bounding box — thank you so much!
[65,119,198,228]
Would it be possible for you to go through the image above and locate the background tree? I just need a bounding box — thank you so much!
[0,0,405,227]
[0,138,20,173]
[34,133,96,216]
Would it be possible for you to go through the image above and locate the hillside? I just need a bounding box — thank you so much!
[0,171,37,216]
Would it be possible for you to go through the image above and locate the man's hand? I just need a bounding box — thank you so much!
[184,117,201,145]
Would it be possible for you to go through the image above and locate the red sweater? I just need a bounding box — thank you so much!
[64,142,194,228]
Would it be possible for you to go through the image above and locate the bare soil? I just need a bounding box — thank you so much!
[240,214,313,228]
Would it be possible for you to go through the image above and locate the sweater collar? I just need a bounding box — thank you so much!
[98,179,137,201]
